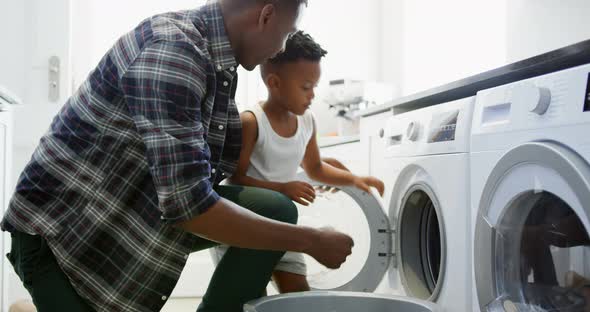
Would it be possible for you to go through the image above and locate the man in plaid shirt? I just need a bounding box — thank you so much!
[1,0,353,311]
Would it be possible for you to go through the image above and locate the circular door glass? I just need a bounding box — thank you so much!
[297,189,371,290]
[399,188,444,300]
[493,191,590,311]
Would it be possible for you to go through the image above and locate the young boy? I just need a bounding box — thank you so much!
[213,31,384,293]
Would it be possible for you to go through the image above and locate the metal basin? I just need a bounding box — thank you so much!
[244,291,438,312]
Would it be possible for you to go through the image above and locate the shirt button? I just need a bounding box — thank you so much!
[223,81,229,87]
[218,125,224,130]
[230,66,235,72]
[161,295,167,301]
[216,65,222,71]
[211,168,216,174]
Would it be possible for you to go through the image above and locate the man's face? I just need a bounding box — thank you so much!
[241,3,304,70]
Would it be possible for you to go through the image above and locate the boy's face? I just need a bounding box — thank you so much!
[273,60,321,115]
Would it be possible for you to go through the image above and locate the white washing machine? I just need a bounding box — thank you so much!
[382,97,474,312]
[471,64,590,311]
[245,97,474,312]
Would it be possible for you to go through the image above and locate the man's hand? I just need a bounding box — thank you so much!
[280,181,316,206]
[353,176,385,196]
[304,227,354,269]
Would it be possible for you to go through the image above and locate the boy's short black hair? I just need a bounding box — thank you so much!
[267,31,327,65]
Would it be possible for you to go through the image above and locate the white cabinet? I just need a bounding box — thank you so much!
[170,251,215,298]
[359,110,392,183]
[320,139,365,176]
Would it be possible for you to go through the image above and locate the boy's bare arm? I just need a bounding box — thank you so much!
[301,122,384,196]
[228,112,315,205]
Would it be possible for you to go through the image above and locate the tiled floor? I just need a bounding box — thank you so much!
[161,298,202,312]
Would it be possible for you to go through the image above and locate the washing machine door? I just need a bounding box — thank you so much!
[296,173,393,293]
[388,165,447,302]
[474,142,590,311]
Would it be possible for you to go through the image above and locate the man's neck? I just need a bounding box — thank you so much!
[218,0,244,64]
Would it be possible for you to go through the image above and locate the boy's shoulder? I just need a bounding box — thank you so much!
[240,110,258,124]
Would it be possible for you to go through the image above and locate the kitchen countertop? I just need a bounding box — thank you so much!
[318,135,360,148]
[358,39,590,117]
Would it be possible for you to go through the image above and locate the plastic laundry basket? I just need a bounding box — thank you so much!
[244,291,439,312]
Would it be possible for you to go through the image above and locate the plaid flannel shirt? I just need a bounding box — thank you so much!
[1,1,242,311]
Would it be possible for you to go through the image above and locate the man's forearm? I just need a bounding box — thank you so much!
[175,198,317,253]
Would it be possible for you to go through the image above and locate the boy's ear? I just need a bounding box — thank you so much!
[257,4,276,31]
[266,73,281,91]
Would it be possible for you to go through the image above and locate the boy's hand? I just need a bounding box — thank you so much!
[353,176,385,196]
[280,181,316,206]
[305,227,353,269]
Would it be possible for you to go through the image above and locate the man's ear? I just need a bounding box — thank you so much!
[257,4,276,31]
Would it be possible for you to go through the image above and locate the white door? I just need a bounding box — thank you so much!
[0,113,8,311]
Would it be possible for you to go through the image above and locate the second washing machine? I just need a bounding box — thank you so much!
[471,63,590,311]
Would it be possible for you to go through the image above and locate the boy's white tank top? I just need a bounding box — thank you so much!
[245,103,315,183]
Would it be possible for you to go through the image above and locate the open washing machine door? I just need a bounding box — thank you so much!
[293,172,395,293]
[474,142,590,311]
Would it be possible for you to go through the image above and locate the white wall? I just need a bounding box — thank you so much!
[379,1,404,89]
[301,0,384,136]
[399,0,507,96]
[70,0,207,89]
[0,1,29,100]
[506,0,590,63]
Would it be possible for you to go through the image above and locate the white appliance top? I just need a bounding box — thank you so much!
[472,63,590,153]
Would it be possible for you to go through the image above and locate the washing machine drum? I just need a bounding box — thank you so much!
[294,173,393,293]
[474,142,590,311]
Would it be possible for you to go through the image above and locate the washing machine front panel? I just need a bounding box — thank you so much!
[384,97,475,158]
[474,142,590,311]
[388,153,471,312]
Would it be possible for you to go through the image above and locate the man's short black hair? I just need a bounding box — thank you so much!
[268,31,327,65]
[264,0,308,7]
[239,0,308,10]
